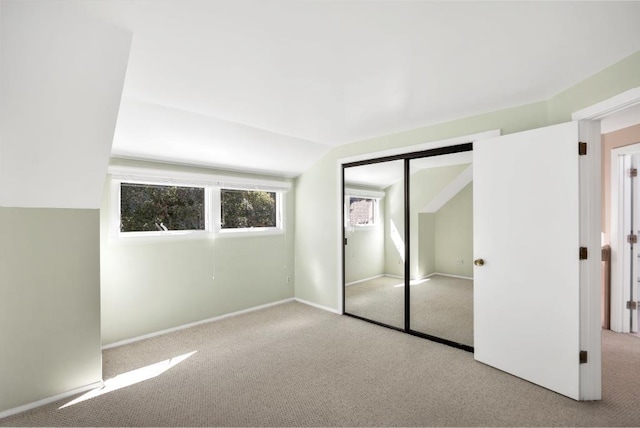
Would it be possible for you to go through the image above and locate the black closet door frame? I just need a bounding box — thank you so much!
[342,142,474,352]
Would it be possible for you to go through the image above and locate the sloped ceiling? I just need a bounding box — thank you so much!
[75,0,640,177]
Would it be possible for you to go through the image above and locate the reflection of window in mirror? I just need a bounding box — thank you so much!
[348,197,377,226]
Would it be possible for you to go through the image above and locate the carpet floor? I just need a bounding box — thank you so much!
[345,275,473,346]
[1,301,639,427]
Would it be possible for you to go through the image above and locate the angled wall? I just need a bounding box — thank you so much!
[0,1,131,415]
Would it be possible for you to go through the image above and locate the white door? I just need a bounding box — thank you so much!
[473,121,601,401]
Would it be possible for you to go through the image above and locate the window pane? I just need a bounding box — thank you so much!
[221,189,277,229]
[349,197,376,226]
[120,183,205,232]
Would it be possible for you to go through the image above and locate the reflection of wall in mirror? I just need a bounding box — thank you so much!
[345,163,474,284]
[344,189,385,284]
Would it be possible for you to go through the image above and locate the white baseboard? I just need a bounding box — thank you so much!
[345,274,384,286]
[347,272,473,284]
[0,380,103,420]
[430,272,474,281]
[295,298,342,314]
[102,298,296,350]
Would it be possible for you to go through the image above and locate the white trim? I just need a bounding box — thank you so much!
[345,274,385,287]
[610,148,627,333]
[428,272,474,281]
[577,120,602,401]
[213,187,285,237]
[0,381,104,420]
[608,144,640,333]
[572,87,640,121]
[110,167,290,240]
[600,103,640,134]
[421,165,473,213]
[110,178,213,240]
[102,298,295,350]
[295,297,342,314]
[344,187,385,199]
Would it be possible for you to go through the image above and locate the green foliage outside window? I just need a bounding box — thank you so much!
[221,189,277,229]
[120,183,205,232]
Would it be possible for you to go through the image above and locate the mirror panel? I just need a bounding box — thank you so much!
[408,156,474,347]
[344,160,405,329]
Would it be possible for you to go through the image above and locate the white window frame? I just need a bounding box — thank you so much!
[344,187,385,229]
[214,185,285,237]
[112,177,212,239]
[109,165,291,240]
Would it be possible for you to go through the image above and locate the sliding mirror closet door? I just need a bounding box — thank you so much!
[344,160,405,329]
[408,154,474,347]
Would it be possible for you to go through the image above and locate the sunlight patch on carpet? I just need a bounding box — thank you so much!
[394,278,431,288]
[59,351,197,409]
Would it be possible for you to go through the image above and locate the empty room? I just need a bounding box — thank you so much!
[2,0,640,426]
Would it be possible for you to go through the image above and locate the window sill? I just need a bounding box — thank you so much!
[111,230,213,244]
[215,228,284,238]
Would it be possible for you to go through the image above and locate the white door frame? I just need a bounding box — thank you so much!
[609,145,640,332]
[573,87,640,334]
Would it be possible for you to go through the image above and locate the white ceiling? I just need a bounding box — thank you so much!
[75,0,640,177]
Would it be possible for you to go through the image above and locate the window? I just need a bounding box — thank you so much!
[219,188,280,231]
[110,165,291,239]
[119,182,207,234]
[348,197,377,226]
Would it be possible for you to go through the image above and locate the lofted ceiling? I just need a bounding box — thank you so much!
[75,0,640,177]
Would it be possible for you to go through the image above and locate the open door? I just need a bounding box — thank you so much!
[473,121,601,401]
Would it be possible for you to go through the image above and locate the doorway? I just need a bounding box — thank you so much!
[607,140,640,334]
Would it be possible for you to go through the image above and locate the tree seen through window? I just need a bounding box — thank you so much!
[221,189,277,229]
[120,183,205,232]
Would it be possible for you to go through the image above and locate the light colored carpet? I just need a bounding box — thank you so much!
[345,275,405,329]
[1,301,640,427]
[345,275,473,346]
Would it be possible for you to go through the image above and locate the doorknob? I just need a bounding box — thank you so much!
[474,259,485,266]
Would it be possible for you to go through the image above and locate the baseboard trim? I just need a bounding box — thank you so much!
[345,274,384,286]
[430,272,474,281]
[102,298,296,350]
[0,380,103,420]
[295,298,342,314]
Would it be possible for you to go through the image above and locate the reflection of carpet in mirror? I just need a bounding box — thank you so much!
[345,274,473,346]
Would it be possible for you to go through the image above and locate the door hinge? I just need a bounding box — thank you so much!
[627,301,638,310]
[578,142,587,156]
[579,350,588,364]
[579,247,588,260]
[344,238,348,246]
[629,168,638,177]
[628,234,638,244]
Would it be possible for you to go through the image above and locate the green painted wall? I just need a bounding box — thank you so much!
[434,183,474,278]
[383,177,405,278]
[100,161,295,345]
[0,208,102,412]
[344,195,385,284]
[294,50,640,312]
[382,164,471,280]
[547,50,640,125]
[418,213,435,278]
[410,165,469,279]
